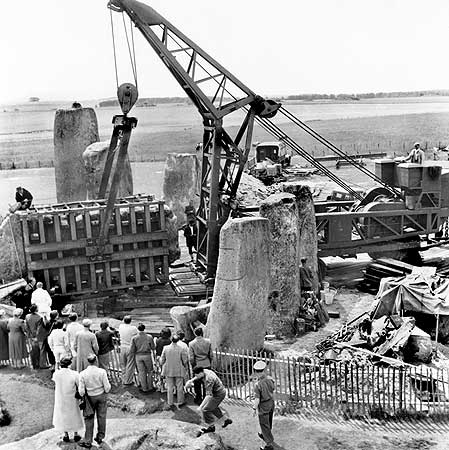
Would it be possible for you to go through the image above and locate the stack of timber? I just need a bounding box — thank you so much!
[169,266,211,300]
[322,254,371,288]
[16,195,169,295]
[75,282,197,336]
[359,258,414,293]
[421,244,449,276]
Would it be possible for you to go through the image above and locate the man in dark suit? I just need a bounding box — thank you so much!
[183,218,198,262]
[15,186,33,209]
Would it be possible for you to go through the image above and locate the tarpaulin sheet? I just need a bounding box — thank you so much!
[372,274,449,319]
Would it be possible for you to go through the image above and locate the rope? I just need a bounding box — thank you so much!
[109,8,119,89]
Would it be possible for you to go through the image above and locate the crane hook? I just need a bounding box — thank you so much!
[117,83,138,115]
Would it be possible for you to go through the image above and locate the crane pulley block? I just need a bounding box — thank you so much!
[117,82,138,115]
[252,96,281,119]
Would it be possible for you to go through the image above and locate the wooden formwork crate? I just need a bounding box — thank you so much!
[16,195,169,295]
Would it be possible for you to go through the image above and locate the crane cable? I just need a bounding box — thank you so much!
[109,9,139,91]
[121,13,138,90]
[278,107,400,197]
[109,8,119,90]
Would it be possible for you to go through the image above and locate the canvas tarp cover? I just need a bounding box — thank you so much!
[372,274,449,319]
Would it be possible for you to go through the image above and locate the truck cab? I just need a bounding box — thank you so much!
[255,141,291,167]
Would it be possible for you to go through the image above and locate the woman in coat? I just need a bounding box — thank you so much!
[52,356,83,443]
[0,310,9,365]
[7,308,28,368]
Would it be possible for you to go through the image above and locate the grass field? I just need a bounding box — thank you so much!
[2,111,449,169]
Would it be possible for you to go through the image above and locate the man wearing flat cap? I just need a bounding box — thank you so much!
[253,361,276,450]
[74,319,99,372]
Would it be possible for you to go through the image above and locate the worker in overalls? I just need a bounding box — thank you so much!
[404,142,425,164]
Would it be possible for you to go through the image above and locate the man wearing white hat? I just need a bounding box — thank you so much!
[74,319,99,372]
[404,142,425,164]
[253,361,275,450]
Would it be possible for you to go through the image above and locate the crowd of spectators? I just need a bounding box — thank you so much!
[0,285,246,447]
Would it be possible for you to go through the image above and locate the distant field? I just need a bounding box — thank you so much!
[2,100,449,168]
[3,111,448,168]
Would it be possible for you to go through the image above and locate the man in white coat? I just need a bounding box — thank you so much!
[31,282,52,320]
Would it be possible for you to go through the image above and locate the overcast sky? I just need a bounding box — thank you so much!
[1,0,449,103]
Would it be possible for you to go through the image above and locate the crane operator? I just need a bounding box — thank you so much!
[404,142,425,164]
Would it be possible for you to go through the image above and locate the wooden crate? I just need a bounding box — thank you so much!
[16,195,169,295]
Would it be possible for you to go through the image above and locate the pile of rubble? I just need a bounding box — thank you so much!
[315,271,449,367]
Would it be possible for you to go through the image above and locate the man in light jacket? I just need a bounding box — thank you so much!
[75,319,99,372]
[118,315,138,385]
[161,335,188,407]
[78,354,111,448]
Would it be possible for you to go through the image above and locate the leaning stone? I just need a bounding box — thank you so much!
[54,107,99,202]
[83,140,133,200]
[162,153,201,229]
[260,192,300,337]
[206,217,270,351]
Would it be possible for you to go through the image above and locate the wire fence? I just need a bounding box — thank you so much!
[211,348,449,418]
[0,141,448,171]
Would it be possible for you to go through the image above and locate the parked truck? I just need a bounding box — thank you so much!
[247,141,292,185]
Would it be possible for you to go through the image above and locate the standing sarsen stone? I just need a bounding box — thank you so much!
[260,192,300,337]
[54,107,99,202]
[206,217,270,351]
[162,153,200,228]
[282,183,319,294]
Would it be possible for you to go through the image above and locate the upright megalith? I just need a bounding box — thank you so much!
[207,217,271,351]
[162,153,200,228]
[54,107,99,202]
[83,141,133,200]
[282,182,319,293]
[260,192,300,337]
